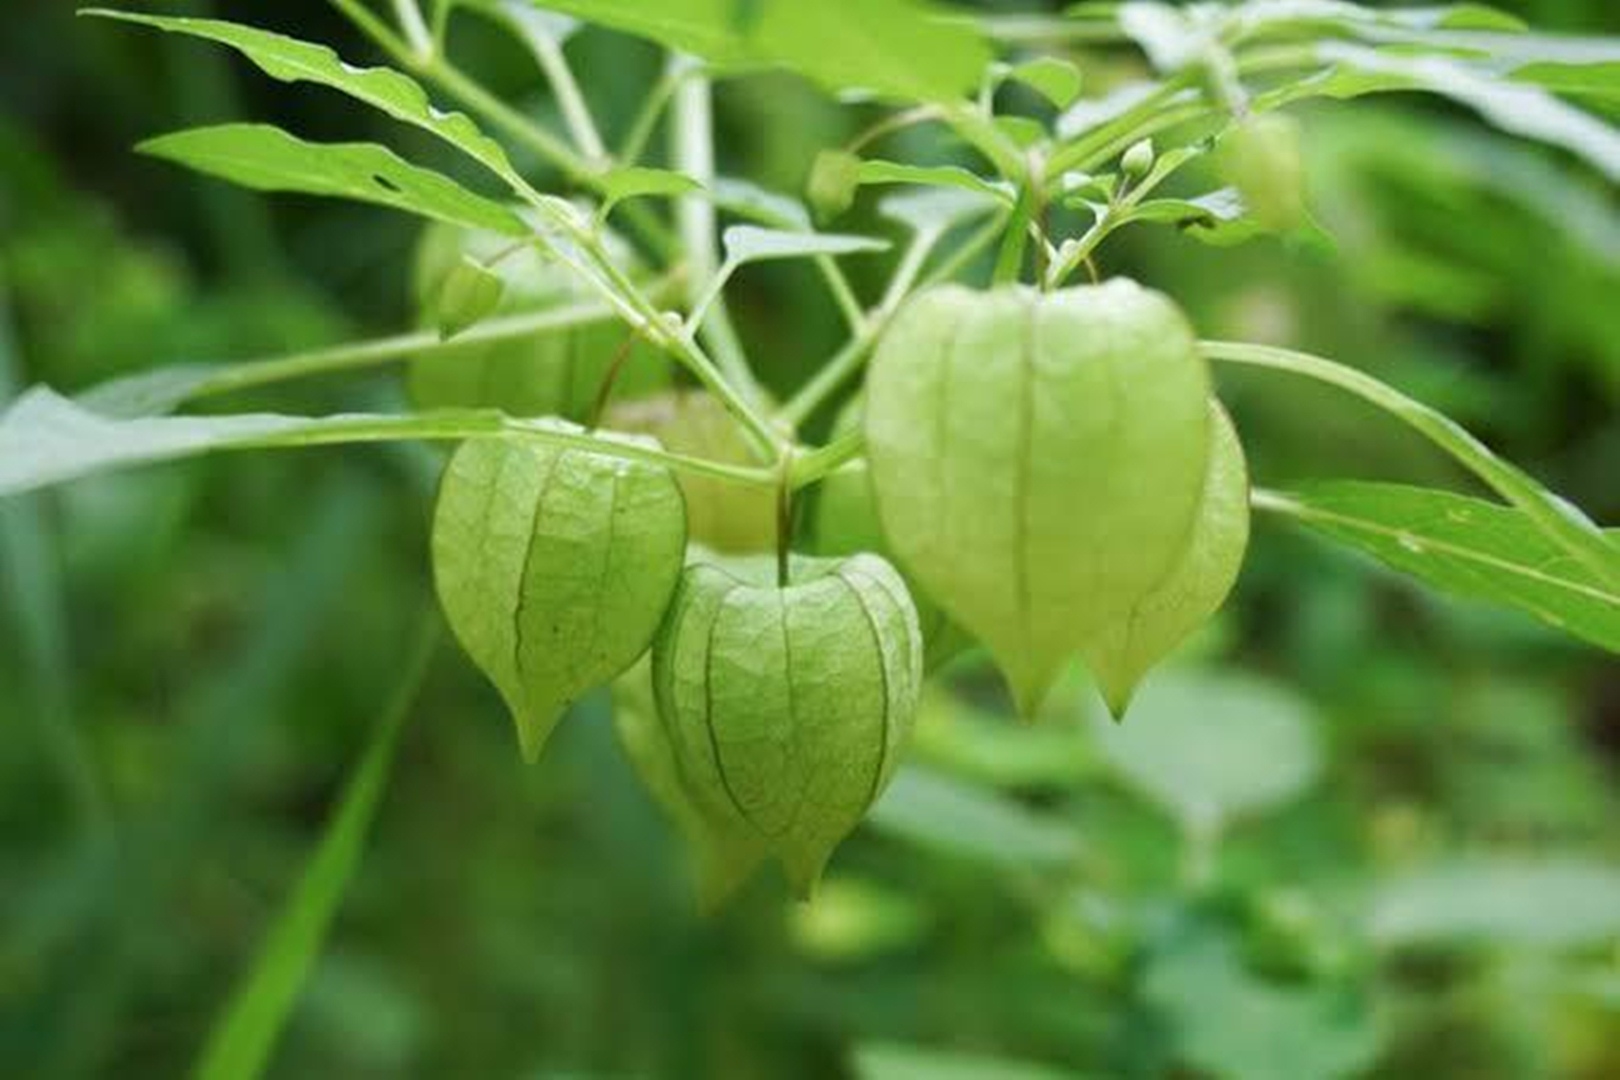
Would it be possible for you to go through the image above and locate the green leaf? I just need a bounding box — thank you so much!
[651,554,924,896]
[1258,482,1620,653]
[855,159,1013,204]
[1201,341,1620,595]
[721,224,889,264]
[192,621,435,1080]
[865,281,1212,714]
[611,657,766,907]
[1082,402,1250,717]
[140,124,526,236]
[518,0,992,103]
[433,437,687,761]
[1367,859,1620,949]
[1291,44,1620,182]
[866,766,1084,869]
[876,187,1003,236]
[1123,188,1269,246]
[854,1041,1078,1080]
[1226,0,1527,39]
[1001,56,1084,109]
[597,165,703,218]
[83,11,516,177]
[1144,923,1385,1080]
[1091,670,1322,831]
[711,176,812,229]
[0,387,693,499]
[432,256,507,340]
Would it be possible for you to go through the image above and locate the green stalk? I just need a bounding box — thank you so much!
[181,287,675,405]
[670,73,767,393]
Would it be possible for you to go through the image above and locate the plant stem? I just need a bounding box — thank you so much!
[776,211,1004,428]
[390,0,433,58]
[1203,341,1620,591]
[525,31,609,165]
[670,67,778,445]
[177,284,677,406]
[776,451,795,587]
[326,0,676,260]
[788,428,865,491]
[617,69,682,165]
[819,258,867,334]
[235,413,780,487]
[777,227,940,429]
[586,330,639,429]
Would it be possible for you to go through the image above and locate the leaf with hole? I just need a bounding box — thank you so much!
[433,435,688,760]
[139,124,526,236]
[85,11,516,176]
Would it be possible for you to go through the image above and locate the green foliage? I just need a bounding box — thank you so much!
[523,0,992,102]
[7,0,1620,1073]
[139,124,526,236]
[192,624,436,1080]
[433,436,687,759]
[1265,481,1620,652]
[1090,670,1323,833]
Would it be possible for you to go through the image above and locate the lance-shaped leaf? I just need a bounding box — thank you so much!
[139,124,526,236]
[0,386,695,499]
[721,225,890,264]
[651,553,923,896]
[83,10,515,176]
[611,657,766,908]
[518,0,991,103]
[1258,481,1620,653]
[433,436,688,760]
[865,281,1211,715]
[998,56,1085,109]
[1265,43,1620,183]
[1082,402,1251,717]
[597,166,703,220]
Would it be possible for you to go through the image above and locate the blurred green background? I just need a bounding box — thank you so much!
[3,1,1619,1077]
